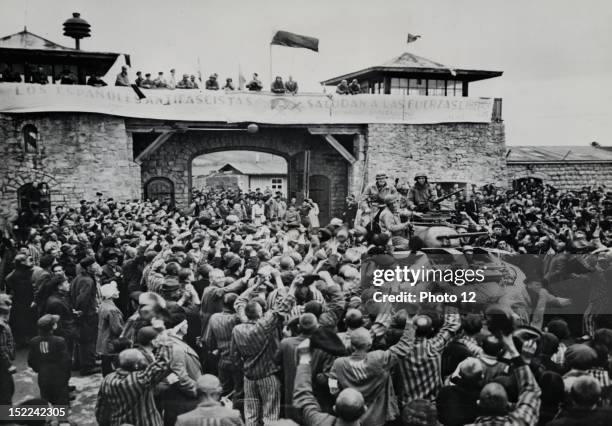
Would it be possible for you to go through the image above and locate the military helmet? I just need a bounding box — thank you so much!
[383,194,398,206]
[414,172,428,181]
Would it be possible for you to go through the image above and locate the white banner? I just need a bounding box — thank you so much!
[0,83,494,124]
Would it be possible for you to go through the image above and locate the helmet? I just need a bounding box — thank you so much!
[414,172,427,181]
[383,194,398,206]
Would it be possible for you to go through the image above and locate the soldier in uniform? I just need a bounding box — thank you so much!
[409,172,436,211]
[27,314,71,405]
[379,194,412,237]
[363,173,398,207]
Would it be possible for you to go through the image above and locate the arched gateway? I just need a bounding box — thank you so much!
[132,123,363,219]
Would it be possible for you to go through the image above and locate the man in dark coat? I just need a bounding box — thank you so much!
[0,305,16,404]
[28,314,71,405]
[45,275,78,368]
[436,357,484,426]
[5,254,36,347]
[70,256,102,375]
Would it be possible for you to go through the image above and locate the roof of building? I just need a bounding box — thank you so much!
[0,29,124,75]
[507,146,612,163]
[218,162,287,175]
[321,51,502,85]
[0,29,75,50]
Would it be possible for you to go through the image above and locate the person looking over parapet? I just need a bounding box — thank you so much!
[336,79,350,95]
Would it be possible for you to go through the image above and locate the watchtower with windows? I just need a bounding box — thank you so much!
[321,52,502,97]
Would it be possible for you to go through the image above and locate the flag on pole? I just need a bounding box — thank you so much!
[271,30,319,52]
[407,33,421,43]
[238,64,246,90]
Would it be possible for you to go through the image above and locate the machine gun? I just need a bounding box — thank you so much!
[415,188,464,213]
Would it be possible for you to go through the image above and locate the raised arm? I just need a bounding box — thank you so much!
[293,339,335,426]
[427,306,461,352]
[503,335,541,426]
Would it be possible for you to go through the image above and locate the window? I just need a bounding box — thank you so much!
[427,79,446,96]
[408,78,426,96]
[390,78,409,95]
[447,80,463,97]
[22,124,38,153]
[271,178,283,190]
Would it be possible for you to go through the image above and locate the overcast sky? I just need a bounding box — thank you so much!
[2,0,611,147]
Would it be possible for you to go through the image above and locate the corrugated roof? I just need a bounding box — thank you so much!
[507,146,612,162]
[0,29,74,51]
[218,162,286,175]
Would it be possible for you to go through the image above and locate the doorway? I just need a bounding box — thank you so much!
[309,174,331,225]
[18,182,51,217]
[145,177,175,206]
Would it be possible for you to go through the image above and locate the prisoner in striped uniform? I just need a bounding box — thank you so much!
[231,283,294,426]
[95,343,172,426]
[204,293,243,408]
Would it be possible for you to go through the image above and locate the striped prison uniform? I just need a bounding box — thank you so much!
[231,290,294,426]
[95,344,172,426]
[205,310,243,401]
[395,308,461,404]
[473,358,541,426]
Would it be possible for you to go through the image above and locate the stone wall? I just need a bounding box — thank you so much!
[364,122,506,192]
[140,128,348,217]
[0,113,141,213]
[507,162,612,191]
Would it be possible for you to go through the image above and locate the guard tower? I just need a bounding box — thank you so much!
[321,52,502,97]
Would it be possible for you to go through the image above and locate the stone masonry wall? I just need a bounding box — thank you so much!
[364,122,507,192]
[507,162,612,191]
[140,128,348,217]
[0,113,141,213]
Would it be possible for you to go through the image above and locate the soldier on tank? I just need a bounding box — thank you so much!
[362,173,398,207]
[378,194,412,238]
[408,173,436,212]
[362,173,399,235]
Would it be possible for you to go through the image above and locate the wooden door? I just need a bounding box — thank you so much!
[145,177,175,206]
[309,174,331,226]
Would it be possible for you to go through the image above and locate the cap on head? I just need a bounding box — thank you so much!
[80,256,96,268]
[299,313,318,333]
[37,314,59,331]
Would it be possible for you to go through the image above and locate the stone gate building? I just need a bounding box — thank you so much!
[0,26,512,224]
